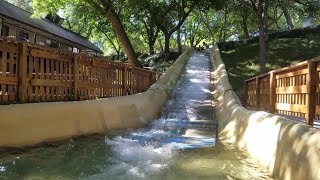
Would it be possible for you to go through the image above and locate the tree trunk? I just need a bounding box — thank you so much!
[149,29,159,55]
[147,35,156,55]
[218,27,223,43]
[184,31,188,46]
[177,29,182,53]
[101,1,136,65]
[149,44,155,55]
[142,18,158,55]
[188,28,195,47]
[117,50,120,60]
[190,36,195,47]
[242,14,250,38]
[223,6,227,42]
[164,33,171,54]
[258,0,268,74]
[154,2,195,54]
[282,6,294,30]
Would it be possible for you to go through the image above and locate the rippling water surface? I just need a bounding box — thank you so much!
[0,52,275,180]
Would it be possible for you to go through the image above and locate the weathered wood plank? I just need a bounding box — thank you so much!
[276,68,308,79]
[8,52,14,77]
[0,43,19,53]
[77,58,91,66]
[1,84,8,103]
[8,84,16,102]
[256,77,260,110]
[123,65,127,96]
[73,55,79,100]
[0,76,18,84]
[276,85,308,94]
[40,58,45,101]
[45,58,50,101]
[275,103,307,113]
[1,50,7,76]
[269,71,276,113]
[315,106,320,115]
[92,60,112,68]
[30,49,72,62]
[18,43,27,103]
[30,79,72,87]
[260,89,270,94]
[78,82,123,89]
[306,61,317,125]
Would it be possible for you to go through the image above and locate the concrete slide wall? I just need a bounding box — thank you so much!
[210,45,320,179]
[0,48,194,148]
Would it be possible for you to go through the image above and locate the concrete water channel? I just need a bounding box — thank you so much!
[0,52,275,179]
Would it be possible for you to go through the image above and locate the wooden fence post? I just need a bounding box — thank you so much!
[123,64,127,95]
[149,71,153,87]
[256,77,260,110]
[151,72,156,84]
[306,61,317,126]
[18,43,28,103]
[73,54,80,100]
[269,71,276,113]
[243,80,248,108]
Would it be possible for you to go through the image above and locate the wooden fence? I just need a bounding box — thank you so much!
[0,37,156,104]
[244,57,320,126]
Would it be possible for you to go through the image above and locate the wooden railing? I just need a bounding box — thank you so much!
[0,37,156,104]
[244,57,320,126]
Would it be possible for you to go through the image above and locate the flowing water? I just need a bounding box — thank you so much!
[0,52,275,180]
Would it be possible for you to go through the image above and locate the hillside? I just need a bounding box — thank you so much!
[221,36,320,98]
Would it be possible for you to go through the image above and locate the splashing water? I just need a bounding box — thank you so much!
[86,52,215,179]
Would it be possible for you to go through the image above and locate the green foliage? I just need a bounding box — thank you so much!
[218,25,320,51]
[2,0,316,67]
[221,35,320,95]
[5,0,33,12]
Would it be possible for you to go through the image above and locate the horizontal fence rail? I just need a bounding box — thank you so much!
[244,58,320,126]
[0,37,156,104]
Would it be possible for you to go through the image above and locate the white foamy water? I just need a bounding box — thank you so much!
[87,52,213,179]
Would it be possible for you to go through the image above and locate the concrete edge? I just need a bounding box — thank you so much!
[210,44,320,179]
[0,48,194,148]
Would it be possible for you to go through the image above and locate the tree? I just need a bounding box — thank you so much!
[151,0,197,54]
[258,0,269,74]
[198,10,222,43]
[33,0,137,65]
[96,21,123,60]
[61,3,97,39]
[128,1,160,55]
[96,0,137,65]
[6,0,33,12]
[177,28,182,53]
[184,12,207,47]
[237,0,269,74]
[140,16,160,55]
[280,0,295,30]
